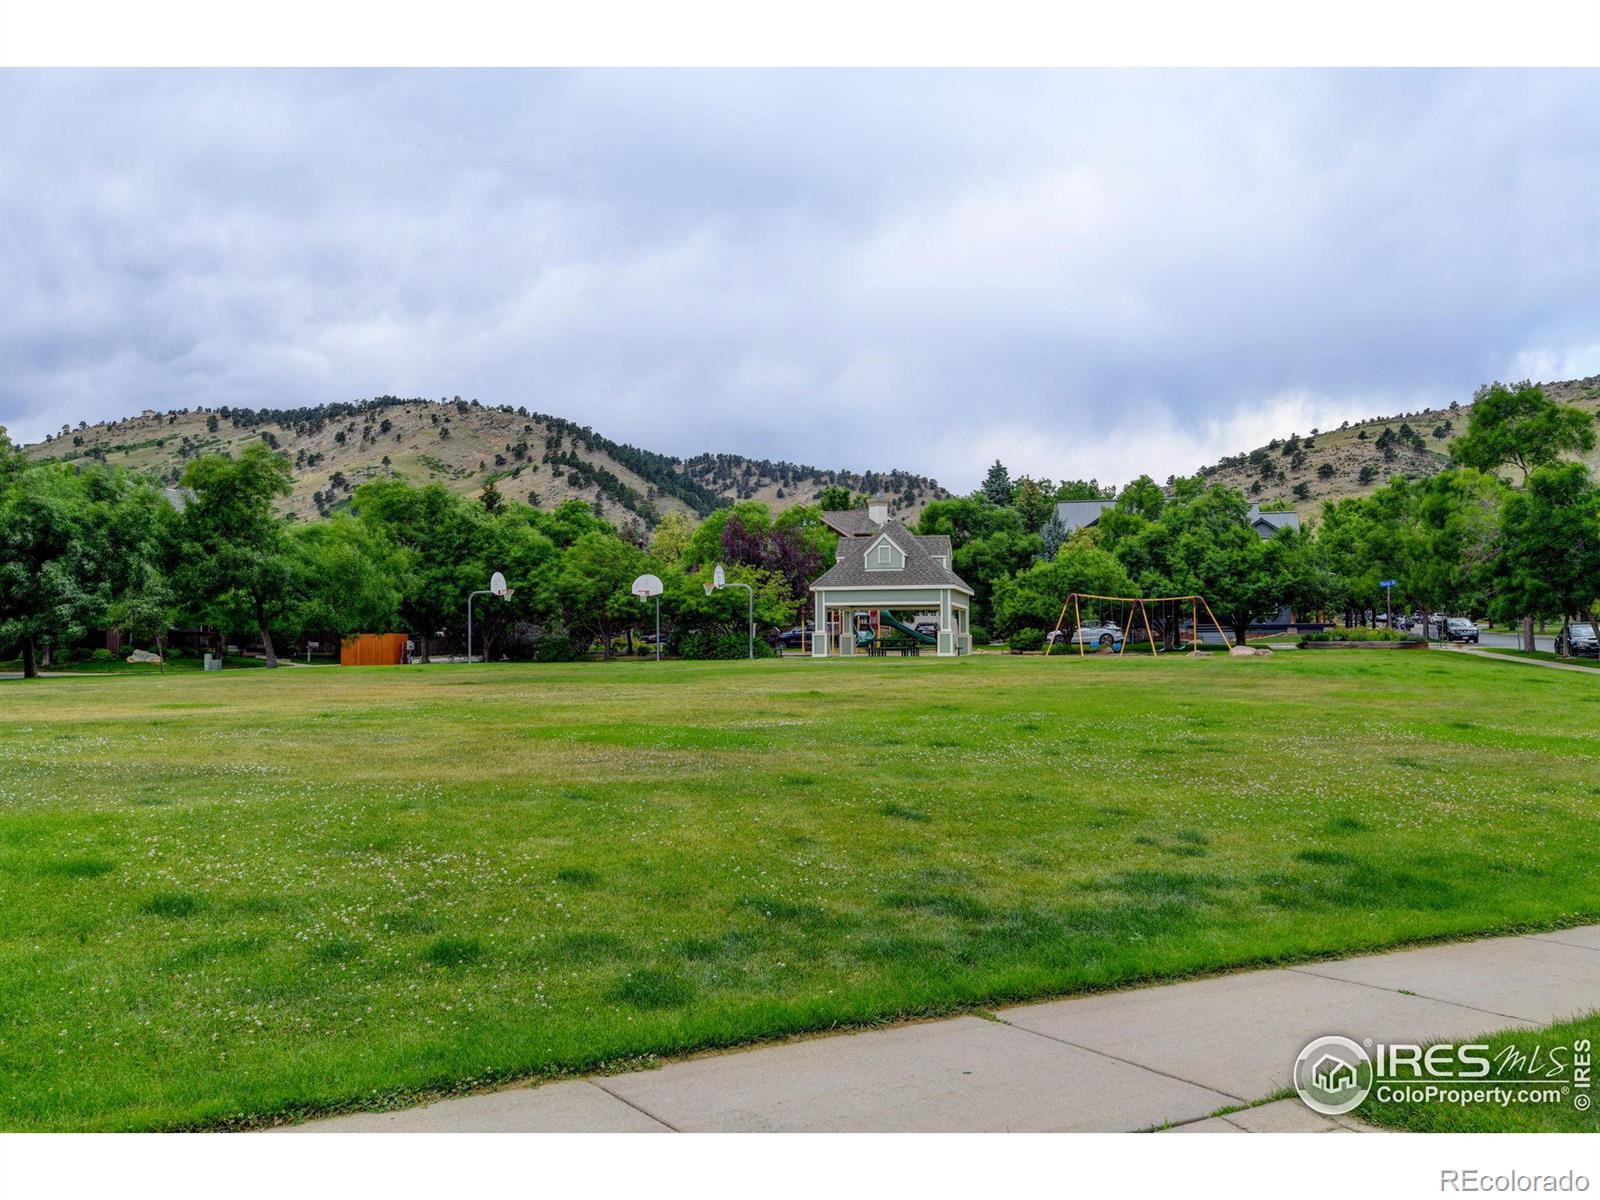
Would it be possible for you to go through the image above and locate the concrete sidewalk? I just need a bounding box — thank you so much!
[289,925,1600,1133]
[1437,645,1600,674]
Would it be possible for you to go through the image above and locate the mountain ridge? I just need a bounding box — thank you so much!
[22,395,949,530]
[22,376,1600,527]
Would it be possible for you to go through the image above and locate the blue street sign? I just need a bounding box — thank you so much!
[1379,579,1396,588]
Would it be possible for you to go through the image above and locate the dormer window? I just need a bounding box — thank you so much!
[864,533,905,571]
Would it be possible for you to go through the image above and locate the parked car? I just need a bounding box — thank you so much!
[1047,623,1124,650]
[1555,623,1599,658]
[776,624,814,649]
[1444,617,1479,644]
[914,621,939,639]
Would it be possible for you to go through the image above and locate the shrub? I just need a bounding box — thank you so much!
[1007,628,1045,653]
[969,625,989,645]
[87,648,115,663]
[531,634,586,662]
[679,629,778,660]
[1300,627,1422,643]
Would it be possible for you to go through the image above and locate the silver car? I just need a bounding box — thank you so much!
[1047,623,1124,650]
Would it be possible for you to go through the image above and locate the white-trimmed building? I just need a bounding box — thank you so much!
[809,498,974,657]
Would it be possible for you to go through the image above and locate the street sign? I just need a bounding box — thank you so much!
[490,571,509,596]
[713,564,725,589]
[1379,579,1396,589]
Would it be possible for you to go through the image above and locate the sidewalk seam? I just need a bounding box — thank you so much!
[989,1017,1249,1104]
[585,1079,681,1133]
[1523,934,1600,953]
[1283,966,1531,1025]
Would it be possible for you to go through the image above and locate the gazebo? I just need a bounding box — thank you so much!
[809,499,974,657]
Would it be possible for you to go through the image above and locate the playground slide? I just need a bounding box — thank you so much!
[880,611,937,645]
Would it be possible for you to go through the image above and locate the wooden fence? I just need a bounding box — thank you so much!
[340,633,409,667]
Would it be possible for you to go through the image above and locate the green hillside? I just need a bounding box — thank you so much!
[25,396,948,529]
[1198,376,1600,519]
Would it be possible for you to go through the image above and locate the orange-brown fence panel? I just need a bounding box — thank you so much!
[340,633,409,667]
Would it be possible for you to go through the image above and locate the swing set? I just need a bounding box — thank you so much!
[1045,593,1234,657]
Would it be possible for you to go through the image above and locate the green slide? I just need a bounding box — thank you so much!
[881,611,937,644]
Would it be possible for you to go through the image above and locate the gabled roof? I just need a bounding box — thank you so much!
[1248,504,1300,536]
[1053,499,1115,533]
[810,519,973,593]
[820,509,879,537]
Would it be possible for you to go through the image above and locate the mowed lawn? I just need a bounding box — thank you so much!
[2,653,1597,1131]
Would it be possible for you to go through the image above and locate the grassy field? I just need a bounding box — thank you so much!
[2,653,1597,1131]
[0,653,274,676]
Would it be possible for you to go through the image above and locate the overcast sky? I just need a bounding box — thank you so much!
[2,69,1596,491]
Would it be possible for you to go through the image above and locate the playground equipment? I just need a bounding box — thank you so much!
[880,611,937,645]
[1046,593,1233,658]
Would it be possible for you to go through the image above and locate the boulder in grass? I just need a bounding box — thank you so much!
[1229,644,1273,657]
[126,649,162,663]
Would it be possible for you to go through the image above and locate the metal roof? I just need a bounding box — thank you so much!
[1248,504,1300,535]
[1052,500,1115,533]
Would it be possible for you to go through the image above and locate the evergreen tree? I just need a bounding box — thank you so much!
[981,460,1012,506]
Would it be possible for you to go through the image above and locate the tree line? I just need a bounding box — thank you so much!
[3,380,1595,676]
[0,434,840,678]
[961,382,1598,650]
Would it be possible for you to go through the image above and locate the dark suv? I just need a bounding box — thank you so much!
[1555,623,1599,658]
[1444,617,1479,644]
[776,624,814,649]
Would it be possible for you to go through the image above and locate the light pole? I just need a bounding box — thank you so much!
[467,571,512,663]
[707,563,754,659]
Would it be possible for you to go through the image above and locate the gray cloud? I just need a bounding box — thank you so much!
[2,69,1596,491]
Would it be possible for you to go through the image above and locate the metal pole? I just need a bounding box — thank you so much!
[467,589,491,663]
[728,583,753,659]
[654,595,661,662]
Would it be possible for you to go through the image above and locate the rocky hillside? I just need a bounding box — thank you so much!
[1197,376,1600,518]
[25,396,950,530]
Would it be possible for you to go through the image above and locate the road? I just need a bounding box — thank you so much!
[1475,630,1557,652]
[1189,628,1561,651]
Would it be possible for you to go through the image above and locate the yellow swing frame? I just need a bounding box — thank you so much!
[1044,593,1234,657]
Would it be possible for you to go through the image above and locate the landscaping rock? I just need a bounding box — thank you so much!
[126,649,162,663]
[1228,645,1273,657]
